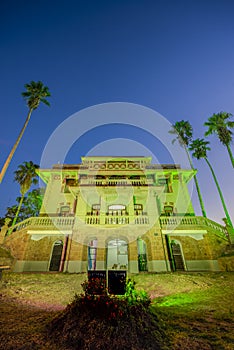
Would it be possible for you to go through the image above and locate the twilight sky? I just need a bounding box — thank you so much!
[0,0,234,225]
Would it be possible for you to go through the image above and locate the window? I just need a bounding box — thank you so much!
[63,178,78,192]
[109,205,125,210]
[157,178,172,193]
[49,241,63,271]
[92,204,100,215]
[88,239,98,270]
[134,204,143,216]
[60,205,70,216]
[107,239,128,270]
[108,204,127,216]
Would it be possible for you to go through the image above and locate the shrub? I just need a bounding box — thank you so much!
[48,277,168,349]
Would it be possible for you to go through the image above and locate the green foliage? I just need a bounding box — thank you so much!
[22,80,51,110]
[189,138,210,159]
[123,278,151,306]
[204,112,234,146]
[14,161,39,195]
[204,111,234,167]
[0,188,43,227]
[48,278,166,350]
[170,120,193,146]
[65,277,152,323]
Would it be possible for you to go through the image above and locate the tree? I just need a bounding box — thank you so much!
[8,161,39,234]
[0,81,50,183]
[0,188,43,229]
[204,112,234,168]
[24,188,43,216]
[189,138,233,230]
[170,120,207,217]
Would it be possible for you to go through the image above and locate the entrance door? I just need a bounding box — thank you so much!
[171,241,185,271]
[49,241,63,271]
[88,239,98,270]
[137,239,148,271]
[107,239,128,270]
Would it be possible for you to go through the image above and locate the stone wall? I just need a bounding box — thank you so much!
[218,256,234,271]
[0,246,15,267]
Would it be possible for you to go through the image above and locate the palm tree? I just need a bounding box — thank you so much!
[170,120,207,217]
[204,112,234,168]
[8,161,39,235]
[189,138,233,230]
[0,81,50,183]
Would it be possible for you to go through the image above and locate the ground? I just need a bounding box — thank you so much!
[0,272,234,349]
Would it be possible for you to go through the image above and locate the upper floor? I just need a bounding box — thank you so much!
[38,156,196,220]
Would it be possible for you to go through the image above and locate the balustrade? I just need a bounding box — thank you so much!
[12,214,226,235]
[13,216,75,231]
[159,216,226,235]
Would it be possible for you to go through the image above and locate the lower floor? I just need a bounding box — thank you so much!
[4,224,228,274]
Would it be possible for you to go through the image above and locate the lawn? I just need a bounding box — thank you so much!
[0,271,234,349]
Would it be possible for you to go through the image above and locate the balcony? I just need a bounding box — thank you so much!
[159,216,227,237]
[79,179,154,187]
[11,215,227,239]
[13,216,75,232]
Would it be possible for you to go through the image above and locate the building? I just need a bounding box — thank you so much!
[3,157,230,273]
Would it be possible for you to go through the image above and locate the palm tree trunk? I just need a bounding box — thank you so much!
[0,108,33,183]
[185,148,207,217]
[205,157,233,228]
[226,144,234,168]
[7,195,25,235]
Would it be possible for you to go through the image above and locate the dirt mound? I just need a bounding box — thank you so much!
[48,293,168,350]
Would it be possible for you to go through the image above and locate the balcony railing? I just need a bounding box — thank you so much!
[159,216,227,235]
[13,216,75,231]
[105,216,130,225]
[79,179,154,187]
[11,215,227,237]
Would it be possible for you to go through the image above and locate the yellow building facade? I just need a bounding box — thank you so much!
[3,157,230,273]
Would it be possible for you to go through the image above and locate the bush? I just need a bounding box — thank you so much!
[48,278,168,349]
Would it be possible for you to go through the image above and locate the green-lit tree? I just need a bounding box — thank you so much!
[24,188,43,216]
[204,112,234,168]
[170,120,207,217]
[0,81,50,183]
[189,138,233,229]
[8,161,39,234]
[0,188,43,228]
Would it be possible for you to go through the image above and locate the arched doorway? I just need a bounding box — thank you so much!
[170,240,186,271]
[49,240,63,271]
[107,239,128,270]
[88,239,98,270]
[137,238,148,271]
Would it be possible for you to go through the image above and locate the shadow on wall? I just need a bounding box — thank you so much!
[0,246,15,269]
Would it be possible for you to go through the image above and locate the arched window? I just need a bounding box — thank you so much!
[170,240,186,271]
[137,239,148,271]
[49,240,63,271]
[107,239,128,270]
[108,205,126,216]
[88,239,98,270]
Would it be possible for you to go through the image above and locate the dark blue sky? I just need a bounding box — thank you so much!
[0,0,234,224]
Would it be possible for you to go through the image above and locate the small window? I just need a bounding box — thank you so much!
[158,178,172,193]
[49,240,63,271]
[88,239,98,270]
[60,205,70,216]
[134,204,143,210]
[109,204,126,210]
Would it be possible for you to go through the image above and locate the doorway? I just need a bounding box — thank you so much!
[107,239,128,270]
[49,240,63,271]
[88,239,98,270]
[170,240,185,271]
[137,238,148,271]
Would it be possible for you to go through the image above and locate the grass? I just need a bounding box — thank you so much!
[0,271,234,349]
